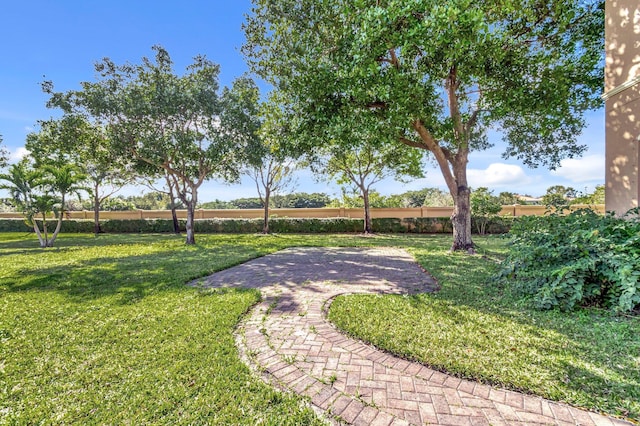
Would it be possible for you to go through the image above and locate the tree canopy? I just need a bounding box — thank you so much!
[0,161,87,247]
[542,184,578,208]
[45,46,262,244]
[573,184,605,205]
[0,134,8,169]
[470,187,502,235]
[243,0,604,250]
[26,115,134,234]
[311,140,423,232]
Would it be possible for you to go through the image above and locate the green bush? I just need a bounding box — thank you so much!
[372,218,407,233]
[473,216,513,235]
[0,219,96,233]
[0,215,514,235]
[271,217,363,233]
[404,217,452,233]
[471,187,502,235]
[194,218,261,233]
[59,220,96,233]
[497,209,640,313]
[0,219,31,232]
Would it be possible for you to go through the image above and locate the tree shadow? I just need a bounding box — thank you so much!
[3,243,267,305]
[190,246,438,314]
[369,248,640,421]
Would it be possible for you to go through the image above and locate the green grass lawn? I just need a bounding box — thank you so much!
[329,236,640,423]
[1,232,638,424]
[0,233,326,425]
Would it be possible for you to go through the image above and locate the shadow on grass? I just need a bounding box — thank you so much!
[367,246,640,421]
[3,243,268,305]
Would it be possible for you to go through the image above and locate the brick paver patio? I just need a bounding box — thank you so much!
[193,247,632,426]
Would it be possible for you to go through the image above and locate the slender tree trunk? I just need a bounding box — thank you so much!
[48,195,65,247]
[33,221,46,248]
[171,207,180,234]
[93,183,102,235]
[362,187,373,234]
[185,200,196,245]
[478,219,487,236]
[41,213,49,248]
[451,162,474,252]
[165,175,180,234]
[262,189,271,234]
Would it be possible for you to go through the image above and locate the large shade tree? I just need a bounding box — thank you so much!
[243,0,604,251]
[311,140,423,233]
[26,115,133,235]
[251,96,299,234]
[45,46,262,244]
[248,152,297,234]
[137,171,184,235]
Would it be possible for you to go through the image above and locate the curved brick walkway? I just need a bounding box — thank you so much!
[194,247,631,426]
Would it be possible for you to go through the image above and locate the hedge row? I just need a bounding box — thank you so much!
[0,216,513,234]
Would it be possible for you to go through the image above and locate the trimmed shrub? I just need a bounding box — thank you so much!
[194,219,261,233]
[100,219,181,233]
[58,220,96,233]
[497,209,640,313]
[405,217,453,233]
[271,217,362,233]
[0,219,32,232]
[373,218,407,233]
[0,215,513,235]
[473,216,513,235]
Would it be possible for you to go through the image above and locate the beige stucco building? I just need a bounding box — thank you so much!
[605,0,640,214]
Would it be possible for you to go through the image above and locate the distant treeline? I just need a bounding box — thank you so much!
[0,185,603,213]
[200,192,333,209]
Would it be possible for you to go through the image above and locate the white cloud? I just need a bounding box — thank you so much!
[467,163,531,188]
[375,163,532,194]
[9,147,30,162]
[392,174,447,193]
[551,155,604,183]
[24,126,34,133]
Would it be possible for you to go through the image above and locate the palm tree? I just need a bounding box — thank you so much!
[0,161,35,210]
[41,164,88,247]
[0,161,88,247]
[0,161,53,246]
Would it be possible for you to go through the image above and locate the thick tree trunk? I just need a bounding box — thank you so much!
[362,188,373,234]
[185,201,196,245]
[411,120,475,252]
[450,154,474,252]
[262,190,271,234]
[451,187,474,252]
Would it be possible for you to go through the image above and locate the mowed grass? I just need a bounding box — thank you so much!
[1,233,639,424]
[0,233,329,425]
[328,236,640,422]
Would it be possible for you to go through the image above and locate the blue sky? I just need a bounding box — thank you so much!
[0,1,605,202]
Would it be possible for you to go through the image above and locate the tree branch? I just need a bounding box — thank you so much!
[447,66,465,143]
[412,120,458,196]
[398,137,428,150]
[389,48,400,70]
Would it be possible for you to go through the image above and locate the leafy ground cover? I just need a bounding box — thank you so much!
[1,232,638,423]
[329,236,640,422]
